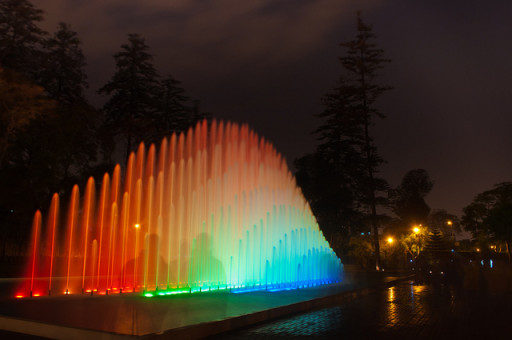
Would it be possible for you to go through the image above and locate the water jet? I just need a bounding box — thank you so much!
[17,120,343,298]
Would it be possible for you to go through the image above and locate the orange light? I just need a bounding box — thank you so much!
[33,293,40,297]
[135,224,140,229]
[387,237,394,244]
[447,220,453,226]
[413,227,420,234]
[15,294,23,298]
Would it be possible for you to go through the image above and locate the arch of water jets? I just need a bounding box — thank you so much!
[18,120,343,298]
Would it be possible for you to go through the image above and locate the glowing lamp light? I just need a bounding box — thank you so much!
[413,227,420,234]
[134,223,140,229]
[15,294,23,298]
[387,237,394,244]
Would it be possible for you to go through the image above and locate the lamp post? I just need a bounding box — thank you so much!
[382,236,395,270]
[447,220,454,241]
[413,225,423,257]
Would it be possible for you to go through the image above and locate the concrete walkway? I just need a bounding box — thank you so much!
[0,272,413,339]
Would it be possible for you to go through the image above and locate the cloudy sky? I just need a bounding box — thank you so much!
[31,0,512,217]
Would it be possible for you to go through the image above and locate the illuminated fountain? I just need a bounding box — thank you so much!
[17,120,342,298]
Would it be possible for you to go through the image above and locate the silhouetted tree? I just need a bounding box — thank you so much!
[297,12,391,270]
[389,169,433,228]
[340,13,391,270]
[485,204,512,262]
[0,0,47,79]
[39,22,87,103]
[24,21,98,191]
[149,75,191,143]
[463,182,512,261]
[99,33,159,161]
[423,229,448,254]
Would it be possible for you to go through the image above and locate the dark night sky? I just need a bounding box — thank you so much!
[32,0,512,217]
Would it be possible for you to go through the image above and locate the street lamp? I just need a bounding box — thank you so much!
[412,225,423,256]
[447,220,454,240]
[387,237,394,244]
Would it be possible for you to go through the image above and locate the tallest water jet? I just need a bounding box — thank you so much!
[18,120,343,297]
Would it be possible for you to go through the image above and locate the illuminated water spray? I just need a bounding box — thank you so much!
[17,120,343,298]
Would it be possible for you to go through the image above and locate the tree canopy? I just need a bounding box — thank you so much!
[462,182,512,259]
[389,169,433,228]
[0,0,47,78]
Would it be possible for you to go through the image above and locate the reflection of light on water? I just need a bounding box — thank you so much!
[385,283,428,329]
[413,285,426,294]
[388,286,395,302]
[386,287,398,327]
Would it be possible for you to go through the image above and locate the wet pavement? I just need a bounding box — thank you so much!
[215,280,512,339]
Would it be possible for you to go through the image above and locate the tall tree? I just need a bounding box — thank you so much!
[99,33,159,160]
[0,0,47,79]
[305,12,391,270]
[149,75,191,143]
[342,13,391,270]
[39,22,87,103]
[31,22,98,188]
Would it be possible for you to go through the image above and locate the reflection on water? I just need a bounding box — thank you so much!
[388,286,395,302]
[383,283,429,330]
[386,286,398,327]
[222,280,512,339]
[413,284,426,294]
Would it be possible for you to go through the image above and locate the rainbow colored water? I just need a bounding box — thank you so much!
[17,120,343,298]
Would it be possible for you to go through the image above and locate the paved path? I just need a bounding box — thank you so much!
[216,280,512,339]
